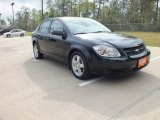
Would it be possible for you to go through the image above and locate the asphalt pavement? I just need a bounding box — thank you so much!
[0,36,160,120]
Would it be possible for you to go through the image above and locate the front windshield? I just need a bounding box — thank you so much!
[63,18,111,34]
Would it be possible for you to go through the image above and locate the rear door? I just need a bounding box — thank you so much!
[10,30,18,36]
[16,29,22,36]
[35,20,51,53]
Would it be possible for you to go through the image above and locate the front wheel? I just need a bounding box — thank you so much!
[33,43,43,59]
[70,52,90,80]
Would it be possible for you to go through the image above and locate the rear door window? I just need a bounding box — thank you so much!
[11,30,18,33]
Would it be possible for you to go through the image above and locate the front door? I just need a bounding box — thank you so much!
[47,20,69,63]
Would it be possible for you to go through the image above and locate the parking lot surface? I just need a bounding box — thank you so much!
[0,36,160,120]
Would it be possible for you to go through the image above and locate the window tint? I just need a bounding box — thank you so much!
[39,20,51,33]
[11,30,18,33]
[50,21,63,33]
[4,29,10,32]
[17,29,21,32]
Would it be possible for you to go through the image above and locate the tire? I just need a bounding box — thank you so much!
[20,33,24,37]
[7,34,11,38]
[70,51,90,80]
[33,43,43,59]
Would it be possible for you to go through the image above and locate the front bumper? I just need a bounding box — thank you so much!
[88,49,150,73]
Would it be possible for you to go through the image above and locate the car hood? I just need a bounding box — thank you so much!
[75,32,143,49]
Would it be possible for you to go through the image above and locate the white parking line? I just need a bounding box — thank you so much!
[79,56,160,87]
[34,59,39,62]
[78,77,103,87]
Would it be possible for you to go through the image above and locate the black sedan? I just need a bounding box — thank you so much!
[32,17,150,80]
[0,28,11,35]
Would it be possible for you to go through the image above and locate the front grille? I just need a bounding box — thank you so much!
[123,45,145,56]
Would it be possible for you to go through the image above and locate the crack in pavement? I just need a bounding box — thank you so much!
[109,85,160,120]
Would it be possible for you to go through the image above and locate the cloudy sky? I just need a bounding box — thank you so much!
[0,0,47,20]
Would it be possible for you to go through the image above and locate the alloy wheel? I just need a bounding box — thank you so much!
[33,44,39,58]
[72,55,84,77]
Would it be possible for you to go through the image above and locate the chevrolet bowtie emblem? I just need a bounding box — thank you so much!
[135,49,140,52]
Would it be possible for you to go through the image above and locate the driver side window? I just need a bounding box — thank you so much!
[11,30,17,33]
[50,21,63,34]
[39,20,51,33]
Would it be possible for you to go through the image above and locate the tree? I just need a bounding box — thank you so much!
[0,19,6,28]
[5,0,160,31]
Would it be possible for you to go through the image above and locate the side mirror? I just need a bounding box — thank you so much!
[51,31,67,39]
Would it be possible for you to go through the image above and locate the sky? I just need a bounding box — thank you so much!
[0,0,47,20]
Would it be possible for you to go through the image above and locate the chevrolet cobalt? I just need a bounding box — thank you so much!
[32,17,150,80]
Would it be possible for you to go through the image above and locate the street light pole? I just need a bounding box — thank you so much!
[41,0,44,20]
[11,2,15,27]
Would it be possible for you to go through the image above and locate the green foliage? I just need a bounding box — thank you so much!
[5,0,160,31]
[119,31,160,47]
[0,19,6,28]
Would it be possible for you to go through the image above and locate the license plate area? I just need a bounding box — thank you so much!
[138,57,148,68]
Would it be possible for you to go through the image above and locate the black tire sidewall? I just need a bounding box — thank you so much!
[33,43,43,59]
[7,34,11,38]
[70,52,89,80]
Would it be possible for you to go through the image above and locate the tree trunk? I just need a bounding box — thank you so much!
[155,0,159,24]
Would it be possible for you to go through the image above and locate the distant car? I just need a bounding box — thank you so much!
[32,17,150,80]
[0,28,11,35]
[3,29,26,38]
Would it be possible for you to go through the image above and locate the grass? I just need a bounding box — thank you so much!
[27,31,160,47]
[118,32,160,47]
[27,32,32,36]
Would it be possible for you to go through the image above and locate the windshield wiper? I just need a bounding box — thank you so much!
[74,32,88,35]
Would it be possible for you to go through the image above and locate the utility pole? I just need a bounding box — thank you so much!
[0,13,1,28]
[11,2,15,27]
[41,0,44,20]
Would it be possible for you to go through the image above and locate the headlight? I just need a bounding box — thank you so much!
[93,45,121,57]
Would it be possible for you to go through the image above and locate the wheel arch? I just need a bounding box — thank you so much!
[68,45,91,69]
[32,38,38,45]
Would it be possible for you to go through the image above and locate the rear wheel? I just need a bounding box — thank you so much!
[33,43,43,59]
[70,52,90,80]
[6,34,11,38]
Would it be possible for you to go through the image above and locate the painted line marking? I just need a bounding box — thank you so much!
[78,77,103,87]
[151,56,160,61]
[34,59,39,62]
[79,56,160,87]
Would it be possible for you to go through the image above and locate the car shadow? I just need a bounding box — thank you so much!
[23,57,160,119]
